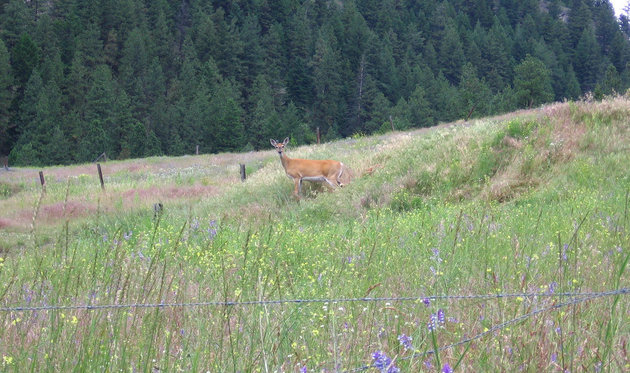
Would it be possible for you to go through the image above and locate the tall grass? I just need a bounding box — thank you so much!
[0,97,628,371]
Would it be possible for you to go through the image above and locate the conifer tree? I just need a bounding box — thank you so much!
[11,33,39,86]
[0,39,12,155]
[439,22,465,84]
[574,26,602,92]
[514,55,554,108]
[311,27,344,138]
[459,63,491,118]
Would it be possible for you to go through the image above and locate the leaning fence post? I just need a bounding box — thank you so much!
[97,163,105,190]
[39,171,46,192]
[316,127,321,145]
[240,164,246,182]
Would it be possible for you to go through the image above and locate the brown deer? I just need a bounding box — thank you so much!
[270,137,345,198]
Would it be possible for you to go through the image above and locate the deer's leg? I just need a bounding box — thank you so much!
[323,178,337,191]
[337,166,345,187]
[293,178,301,198]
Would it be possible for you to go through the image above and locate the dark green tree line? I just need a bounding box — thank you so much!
[0,0,628,166]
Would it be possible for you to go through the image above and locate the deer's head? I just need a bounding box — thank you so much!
[270,137,290,155]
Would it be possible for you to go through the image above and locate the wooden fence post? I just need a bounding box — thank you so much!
[39,171,46,192]
[196,145,199,155]
[240,164,246,182]
[97,163,105,190]
[316,127,321,145]
[389,115,395,131]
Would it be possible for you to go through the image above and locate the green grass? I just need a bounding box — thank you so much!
[0,97,629,371]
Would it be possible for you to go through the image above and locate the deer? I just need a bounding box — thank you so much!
[270,137,345,199]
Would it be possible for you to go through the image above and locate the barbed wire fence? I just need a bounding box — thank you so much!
[346,288,627,372]
[1,288,627,371]
[0,289,626,313]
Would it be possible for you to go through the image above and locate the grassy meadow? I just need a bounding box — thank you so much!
[0,96,629,372]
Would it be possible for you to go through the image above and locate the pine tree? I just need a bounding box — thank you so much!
[286,11,314,107]
[482,19,513,92]
[11,33,39,86]
[598,64,621,96]
[567,0,592,49]
[239,15,264,90]
[514,55,554,108]
[10,72,69,165]
[574,26,602,92]
[206,79,244,152]
[247,74,279,149]
[459,63,492,119]
[311,27,344,138]
[439,22,465,84]
[33,14,64,84]
[0,0,34,48]
[83,65,122,159]
[0,39,13,156]
[261,22,287,93]
[564,65,582,99]
[281,101,313,145]
[74,21,104,69]
[406,84,434,127]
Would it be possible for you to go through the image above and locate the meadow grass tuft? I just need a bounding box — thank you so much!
[0,96,629,371]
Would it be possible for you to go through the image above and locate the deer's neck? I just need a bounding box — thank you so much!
[278,152,291,171]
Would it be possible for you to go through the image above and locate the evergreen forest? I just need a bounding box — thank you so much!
[0,0,629,166]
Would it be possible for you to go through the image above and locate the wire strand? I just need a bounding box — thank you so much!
[345,291,618,372]
[0,288,626,313]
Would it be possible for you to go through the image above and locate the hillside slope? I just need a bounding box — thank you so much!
[1,95,629,233]
[0,96,628,371]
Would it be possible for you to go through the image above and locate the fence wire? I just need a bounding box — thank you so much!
[346,289,623,372]
[0,288,626,313]
[0,288,626,371]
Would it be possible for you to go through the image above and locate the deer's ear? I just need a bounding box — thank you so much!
[270,139,277,146]
[282,137,290,145]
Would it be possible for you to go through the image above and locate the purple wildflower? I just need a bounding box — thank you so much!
[398,334,413,350]
[548,281,558,294]
[428,309,446,331]
[428,313,438,331]
[424,359,433,370]
[437,309,445,325]
[551,353,557,363]
[423,298,431,307]
[123,231,132,240]
[191,218,200,231]
[372,351,400,373]
[300,366,307,373]
[431,248,442,262]
[442,363,453,373]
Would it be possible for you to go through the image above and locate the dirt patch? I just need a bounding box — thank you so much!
[17,201,98,224]
[0,217,19,229]
[122,185,219,203]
